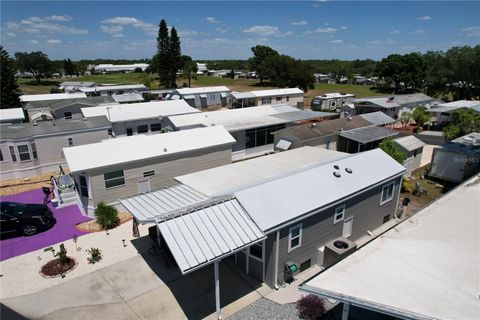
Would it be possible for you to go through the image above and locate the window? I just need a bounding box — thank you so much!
[126,128,133,136]
[288,223,302,252]
[300,259,311,272]
[286,96,290,102]
[0,149,3,161]
[334,205,345,223]
[250,242,263,260]
[68,138,73,146]
[104,170,125,189]
[64,112,72,119]
[150,123,162,132]
[17,145,31,161]
[9,146,17,162]
[383,214,390,224]
[137,125,148,134]
[381,182,395,205]
[108,129,113,136]
[79,175,89,197]
[245,129,256,149]
[255,128,266,146]
[143,170,155,177]
[275,96,282,102]
[31,143,38,159]
[261,97,271,104]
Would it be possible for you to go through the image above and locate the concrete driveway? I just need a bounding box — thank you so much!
[1,252,266,320]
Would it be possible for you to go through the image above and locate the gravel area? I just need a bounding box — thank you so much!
[228,298,300,320]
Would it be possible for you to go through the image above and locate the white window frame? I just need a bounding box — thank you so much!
[17,144,31,162]
[334,204,346,224]
[288,223,303,252]
[380,181,395,205]
[249,240,264,262]
[104,170,125,189]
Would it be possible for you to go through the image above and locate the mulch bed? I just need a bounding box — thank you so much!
[75,212,133,232]
[40,257,77,278]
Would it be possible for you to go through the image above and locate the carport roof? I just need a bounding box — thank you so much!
[359,111,396,126]
[156,198,266,274]
[339,126,398,144]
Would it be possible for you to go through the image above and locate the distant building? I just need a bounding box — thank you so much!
[427,100,480,125]
[310,93,356,111]
[20,93,87,103]
[229,88,304,109]
[79,84,149,96]
[92,63,149,73]
[174,86,231,108]
[59,82,96,92]
[196,62,208,75]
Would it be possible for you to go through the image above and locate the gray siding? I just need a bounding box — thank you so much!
[52,103,96,119]
[263,176,401,287]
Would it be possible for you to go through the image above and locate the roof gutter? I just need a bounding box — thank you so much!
[298,285,433,320]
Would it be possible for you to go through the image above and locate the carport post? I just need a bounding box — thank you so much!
[342,302,350,320]
[215,260,222,320]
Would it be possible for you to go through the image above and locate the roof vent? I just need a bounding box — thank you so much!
[334,240,349,249]
[333,165,340,170]
[32,121,38,126]
[310,123,317,128]
[347,116,352,121]
[333,171,341,178]
[163,148,167,152]
[345,168,353,174]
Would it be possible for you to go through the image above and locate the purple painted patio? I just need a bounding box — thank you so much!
[0,188,92,261]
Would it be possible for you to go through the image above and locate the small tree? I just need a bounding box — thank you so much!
[0,46,22,109]
[412,106,429,128]
[54,243,69,266]
[94,202,119,230]
[443,108,480,141]
[400,111,411,127]
[379,138,406,164]
[296,295,326,320]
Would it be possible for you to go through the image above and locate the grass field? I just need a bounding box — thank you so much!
[18,73,383,105]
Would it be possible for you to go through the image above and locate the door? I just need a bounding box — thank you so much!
[138,179,150,194]
[342,217,353,238]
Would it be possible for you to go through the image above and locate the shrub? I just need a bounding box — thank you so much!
[54,243,69,265]
[402,180,413,193]
[86,248,103,264]
[296,295,326,320]
[94,202,119,230]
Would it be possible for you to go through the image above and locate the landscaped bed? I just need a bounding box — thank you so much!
[75,211,132,232]
[40,257,77,278]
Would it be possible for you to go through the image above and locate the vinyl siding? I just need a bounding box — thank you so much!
[263,176,401,287]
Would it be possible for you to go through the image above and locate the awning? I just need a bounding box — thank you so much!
[183,95,195,100]
[231,92,256,99]
[340,126,398,144]
[276,139,292,151]
[156,197,266,275]
[220,92,229,98]
[199,94,207,98]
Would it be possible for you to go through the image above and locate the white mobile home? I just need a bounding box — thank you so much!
[310,93,355,111]
[79,84,149,96]
[63,126,235,215]
[0,116,111,180]
[174,86,231,108]
[230,88,304,109]
[20,93,87,103]
[81,100,199,136]
[93,63,149,73]
[165,104,336,160]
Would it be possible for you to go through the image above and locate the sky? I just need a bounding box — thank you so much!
[1,1,479,61]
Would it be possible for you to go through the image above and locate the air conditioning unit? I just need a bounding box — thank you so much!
[322,237,357,268]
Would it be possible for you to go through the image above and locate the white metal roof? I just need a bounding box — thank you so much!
[20,93,87,102]
[63,125,235,172]
[251,88,303,97]
[79,84,148,93]
[176,147,349,197]
[393,135,426,152]
[276,139,292,151]
[300,175,480,320]
[359,111,396,126]
[0,108,25,122]
[168,104,332,131]
[120,184,210,223]
[157,198,266,274]
[235,149,406,231]
[313,92,355,99]
[111,93,144,103]
[428,100,480,113]
[81,100,199,122]
[175,86,231,95]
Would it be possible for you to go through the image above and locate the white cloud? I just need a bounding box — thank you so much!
[461,26,480,37]
[331,39,343,44]
[205,17,221,24]
[314,27,337,33]
[112,33,125,38]
[5,16,88,35]
[324,22,330,26]
[242,25,279,36]
[5,32,16,37]
[178,30,198,37]
[367,40,382,45]
[216,27,229,33]
[101,16,156,35]
[47,39,62,44]
[418,16,431,21]
[390,30,401,35]
[340,26,348,30]
[46,15,72,22]
[30,40,39,44]
[100,25,123,34]
[291,20,307,26]
[275,30,294,37]
[412,29,428,34]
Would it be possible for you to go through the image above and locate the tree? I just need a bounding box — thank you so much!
[181,55,197,88]
[445,45,480,100]
[63,58,75,77]
[168,26,182,88]
[0,46,22,109]
[379,138,406,164]
[412,106,429,128]
[400,111,411,127]
[15,51,52,85]
[443,108,480,141]
[156,19,170,88]
[376,54,404,92]
[423,51,448,97]
[249,45,279,83]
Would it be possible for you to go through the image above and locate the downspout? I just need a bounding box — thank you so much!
[274,230,280,290]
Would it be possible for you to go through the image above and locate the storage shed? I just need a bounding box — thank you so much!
[393,135,426,177]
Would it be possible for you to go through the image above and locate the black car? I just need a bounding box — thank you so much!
[0,201,56,236]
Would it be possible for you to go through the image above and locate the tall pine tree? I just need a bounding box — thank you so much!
[156,19,170,88]
[168,27,182,88]
[1,46,22,109]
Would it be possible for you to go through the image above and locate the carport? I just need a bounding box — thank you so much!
[337,125,398,153]
[121,191,266,319]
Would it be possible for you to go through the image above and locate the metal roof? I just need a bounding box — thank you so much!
[231,91,256,99]
[20,93,87,102]
[175,86,231,95]
[0,108,25,122]
[393,135,426,152]
[339,126,398,144]
[0,116,111,140]
[79,84,148,93]
[81,100,199,122]
[359,111,396,126]
[23,95,117,111]
[157,198,266,274]
[451,132,480,146]
[176,147,349,197]
[427,100,480,113]
[313,92,355,99]
[234,149,406,232]
[111,93,144,103]
[353,94,440,109]
[300,175,480,320]
[63,125,235,172]
[119,184,210,223]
